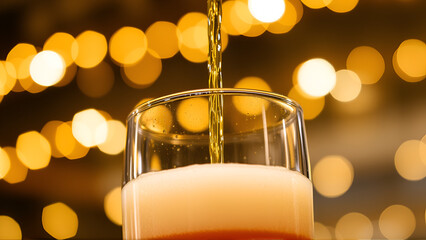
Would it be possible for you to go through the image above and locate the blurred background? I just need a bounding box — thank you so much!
[0,0,425,239]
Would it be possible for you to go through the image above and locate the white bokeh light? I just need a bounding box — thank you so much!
[248,0,285,23]
[72,109,108,147]
[30,50,65,86]
[297,58,336,97]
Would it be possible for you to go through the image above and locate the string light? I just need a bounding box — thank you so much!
[109,26,148,65]
[104,187,122,226]
[30,50,66,87]
[297,58,336,97]
[16,131,51,170]
[313,155,354,198]
[0,215,22,239]
[379,205,416,239]
[346,46,385,85]
[0,147,10,179]
[335,212,373,240]
[76,61,114,98]
[146,21,179,59]
[2,147,28,184]
[42,202,78,239]
[248,0,285,23]
[72,109,108,147]
[73,30,107,68]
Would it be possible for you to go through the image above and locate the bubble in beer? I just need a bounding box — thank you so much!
[0,215,22,239]
[104,187,122,226]
[379,205,416,239]
[313,155,354,198]
[177,98,209,133]
[232,76,272,116]
[42,202,78,239]
[335,212,373,240]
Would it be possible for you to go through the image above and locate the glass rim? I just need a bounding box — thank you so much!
[128,88,303,121]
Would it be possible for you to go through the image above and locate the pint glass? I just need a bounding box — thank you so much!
[123,88,313,240]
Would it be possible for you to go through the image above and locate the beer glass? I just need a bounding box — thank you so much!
[123,88,313,240]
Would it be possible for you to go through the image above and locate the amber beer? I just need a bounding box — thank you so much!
[122,163,313,240]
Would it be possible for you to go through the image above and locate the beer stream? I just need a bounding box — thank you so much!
[207,0,224,164]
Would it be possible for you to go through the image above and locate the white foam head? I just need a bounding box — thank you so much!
[122,163,313,239]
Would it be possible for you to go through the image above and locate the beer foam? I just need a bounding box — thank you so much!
[122,164,313,239]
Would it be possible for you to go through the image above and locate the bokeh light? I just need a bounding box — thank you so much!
[335,212,373,240]
[2,147,28,184]
[248,0,285,23]
[42,202,78,239]
[43,32,77,66]
[288,86,325,120]
[16,131,51,170]
[379,205,416,239]
[98,120,126,155]
[267,0,298,34]
[72,109,108,147]
[18,75,47,94]
[394,140,426,181]
[223,1,251,36]
[346,46,385,84]
[123,50,162,89]
[30,50,66,87]
[140,105,173,134]
[76,61,114,98]
[0,147,10,179]
[177,12,209,62]
[297,58,336,97]
[146,21,179,59]
[232,76,272,115]
[0,61,17,96]
[109,26,147,65]
[327,0,359,13]
[330,69,362,102]
[55,64,77,87]
[300,0,332,9]
[73,30,107,68]
[420,134,426,166]
[314,222,332,240]
[41,120,65,158]
[6,43,37,80]
[0,215,22,240]
[104,187,122,226]
[394,39,426,82]
[56,122,89,160]
[177,98,209,133]
[313,155,354,198]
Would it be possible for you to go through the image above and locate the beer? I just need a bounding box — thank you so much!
[122,164,313,240]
